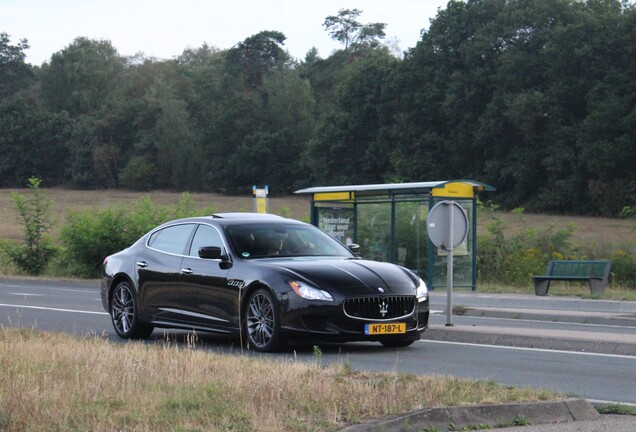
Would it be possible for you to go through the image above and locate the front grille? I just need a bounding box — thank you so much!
[343,296,416,320]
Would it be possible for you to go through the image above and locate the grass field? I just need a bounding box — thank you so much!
[2,187,634,244]
[1,188,635,297]
[0,188,310,241]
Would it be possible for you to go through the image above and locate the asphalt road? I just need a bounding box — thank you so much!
[1,277,635,407]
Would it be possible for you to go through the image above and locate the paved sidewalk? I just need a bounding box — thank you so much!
[426,291,636,355]
[428,290,636,314]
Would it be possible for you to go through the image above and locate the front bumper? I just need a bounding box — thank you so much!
[280,298,429,343]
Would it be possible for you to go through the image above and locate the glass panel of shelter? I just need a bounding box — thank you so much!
[315,201,430,280]
[395,201,429,279]
[357,203,391,262]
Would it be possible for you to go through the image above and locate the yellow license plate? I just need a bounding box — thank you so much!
[364,323,406,335]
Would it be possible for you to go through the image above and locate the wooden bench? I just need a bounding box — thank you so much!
[533,260,611,296]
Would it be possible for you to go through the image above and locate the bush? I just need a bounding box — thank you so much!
[478,214,576,285]
[59,193,216,278]
[609,248,636,287]
[1,178,57,275]
[478,211,636,289]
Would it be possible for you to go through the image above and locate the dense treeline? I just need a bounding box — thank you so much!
[1,0,635,216]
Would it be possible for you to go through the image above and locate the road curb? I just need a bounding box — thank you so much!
[341,399,598,431]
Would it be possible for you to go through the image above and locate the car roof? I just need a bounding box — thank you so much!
[211,212,286,220]
[154,213,304,229]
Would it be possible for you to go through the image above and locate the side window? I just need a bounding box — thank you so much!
[189,224,223,257]
[147,224,195,255]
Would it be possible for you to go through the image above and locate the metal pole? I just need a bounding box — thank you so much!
[446,201,454,326]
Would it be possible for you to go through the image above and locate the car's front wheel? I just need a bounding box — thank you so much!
[244,288,285,352]
[110,281,154,339]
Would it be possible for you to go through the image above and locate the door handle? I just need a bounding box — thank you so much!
[181,268,193,275]
[136,261,148,268]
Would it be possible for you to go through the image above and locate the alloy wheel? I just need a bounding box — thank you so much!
[111,283,135,335]
[246,291,275,348]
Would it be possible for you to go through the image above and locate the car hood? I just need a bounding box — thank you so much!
[261,257,417,296]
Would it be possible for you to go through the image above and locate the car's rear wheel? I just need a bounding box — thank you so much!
[244,288,284,352]
[110,281,154,339]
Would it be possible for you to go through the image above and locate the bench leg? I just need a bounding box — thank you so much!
[534,280,550,296]
[589,279,606,296]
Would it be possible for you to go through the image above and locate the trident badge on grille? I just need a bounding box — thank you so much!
[379,299,388,317]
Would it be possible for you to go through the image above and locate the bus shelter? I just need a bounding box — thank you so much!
[294,180,494,290]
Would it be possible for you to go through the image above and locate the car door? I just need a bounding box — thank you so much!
[178,223,234,332]
[136,223,196,322]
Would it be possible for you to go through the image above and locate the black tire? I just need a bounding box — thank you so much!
[380,337,416,348]
[244,288,285,352]
[110,281,154,339]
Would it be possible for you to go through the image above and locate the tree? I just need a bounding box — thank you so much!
[176,43,221,68]
[225,71,316,191]
[323,9,386,51]
[39,37,125,116]
[225,31,289,95]
[0,32,34,99]
[0,98,72,187]
[195,66,315,192]
[394,0,635,215]
[305,50,398,185]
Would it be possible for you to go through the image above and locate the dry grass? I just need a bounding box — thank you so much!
[477,211,636,248]
[0,188,310,241]
[2,188,634,288]
[0,327,560,432]
[2,187,633,245]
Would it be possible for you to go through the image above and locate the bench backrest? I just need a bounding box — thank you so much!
[547,260,611,279]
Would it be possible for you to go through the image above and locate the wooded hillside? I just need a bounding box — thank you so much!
[1,0,635,216]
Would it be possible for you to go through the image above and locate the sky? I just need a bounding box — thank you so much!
[2,0,450,66]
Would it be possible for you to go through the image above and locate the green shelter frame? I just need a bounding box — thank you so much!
[294,180,495,290]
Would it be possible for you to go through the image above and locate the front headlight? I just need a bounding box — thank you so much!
[288,281,333,301]
[416,277,428,302]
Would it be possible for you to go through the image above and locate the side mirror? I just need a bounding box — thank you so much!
[198,246,224,260]
[347,243,361,255]
[199,246,233,269]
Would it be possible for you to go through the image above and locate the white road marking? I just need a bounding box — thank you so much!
[421,339,636,359]
[10,293,44,297]
[587,398,636,408]
[0,303,108,315]
[0,284,96,294]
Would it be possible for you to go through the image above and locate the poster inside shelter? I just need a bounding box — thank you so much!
[318,208,354,244]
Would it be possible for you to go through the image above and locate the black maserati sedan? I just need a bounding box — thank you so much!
[101,213,429,352]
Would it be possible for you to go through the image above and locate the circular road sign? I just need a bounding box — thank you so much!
[427,201,469,251]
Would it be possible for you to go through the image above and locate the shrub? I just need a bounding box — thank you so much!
[478,214,576,285]
[478,212,636,289]
[60,193,216,278]
[1,178,57,275]
[609,248,636,287]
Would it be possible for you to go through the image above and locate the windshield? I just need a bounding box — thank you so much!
[226,223,353,259]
